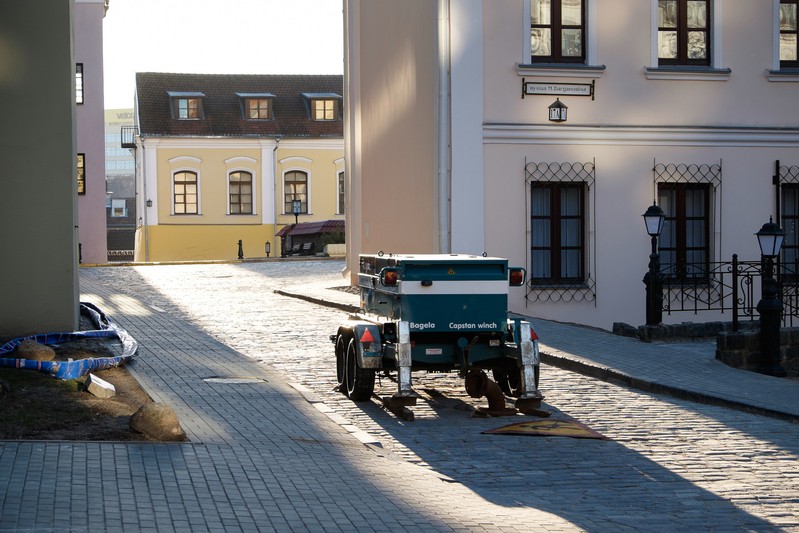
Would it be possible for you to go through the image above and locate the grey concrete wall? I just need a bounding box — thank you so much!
[0,1,79,337]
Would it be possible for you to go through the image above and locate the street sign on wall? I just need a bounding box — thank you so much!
[522,79,595,100]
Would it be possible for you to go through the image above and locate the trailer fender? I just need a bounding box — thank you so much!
[338,323,383,369]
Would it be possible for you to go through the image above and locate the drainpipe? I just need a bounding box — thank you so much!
[273,136,281,255]
[437,0,451,253]
[140,139,150,262]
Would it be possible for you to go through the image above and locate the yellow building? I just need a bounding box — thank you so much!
[131,73,344,262]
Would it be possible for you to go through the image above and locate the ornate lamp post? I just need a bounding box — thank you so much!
[755,217,787,377]
[643,203,666,326]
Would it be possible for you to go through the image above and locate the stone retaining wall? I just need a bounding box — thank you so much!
[716,327,799,377]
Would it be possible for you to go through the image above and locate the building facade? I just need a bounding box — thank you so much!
[132,73,344,262]
[344,0,799,331]
[75,0,108,264]
[0,1,109,336]
[105,108,136,262]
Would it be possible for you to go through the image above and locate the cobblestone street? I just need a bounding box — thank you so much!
[73,259,799,532]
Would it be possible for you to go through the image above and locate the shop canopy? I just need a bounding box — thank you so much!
[276,219,345,237]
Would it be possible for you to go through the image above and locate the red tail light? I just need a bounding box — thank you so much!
[381,269,399,286]
[509,268,526,286]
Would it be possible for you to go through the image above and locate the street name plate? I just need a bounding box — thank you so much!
[524,81,593,97]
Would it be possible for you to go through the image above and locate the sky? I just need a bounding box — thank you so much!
[102,0,344,109]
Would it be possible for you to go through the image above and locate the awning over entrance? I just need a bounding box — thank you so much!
[276,219,345,237]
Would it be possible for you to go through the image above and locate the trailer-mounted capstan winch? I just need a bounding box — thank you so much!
[331,253,544,419]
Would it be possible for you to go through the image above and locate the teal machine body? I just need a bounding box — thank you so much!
[332,254,542,413]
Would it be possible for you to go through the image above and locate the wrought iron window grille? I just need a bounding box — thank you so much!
[524,159,596,305]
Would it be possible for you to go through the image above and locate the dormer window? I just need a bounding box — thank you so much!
[303,93,341,121]
[236,92,274,120]
[168,91,205,119]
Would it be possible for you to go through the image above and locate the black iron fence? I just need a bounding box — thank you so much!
[660,255,799,330]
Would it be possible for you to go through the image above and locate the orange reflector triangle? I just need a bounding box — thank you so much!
[360,329,375,343]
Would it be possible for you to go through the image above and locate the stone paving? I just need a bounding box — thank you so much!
[1,258,797,532]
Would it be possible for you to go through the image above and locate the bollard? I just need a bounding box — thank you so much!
[237,240,243,260]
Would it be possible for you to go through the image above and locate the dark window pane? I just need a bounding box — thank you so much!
[530,182,584,283]
[532,250,551,279]
[657,183,710,281]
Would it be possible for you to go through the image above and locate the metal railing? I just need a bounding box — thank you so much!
[107,250,134,262]
[121,125,137,148]
[661,255,799,330]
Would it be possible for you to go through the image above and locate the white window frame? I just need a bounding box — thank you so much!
[520,0,601,76]
[111,198,127,218]
[645,0,729,80]
[226,169,257,216]
[171,168,202,216]
[167,91,205,120]
[75,63,84,105]
[768,0,799,81]
[336,170,345,215]
[282,167,312,215]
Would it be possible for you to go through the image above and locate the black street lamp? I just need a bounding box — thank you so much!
[292,199,302,225]
[548,98,568,122]
[265,241,271,258]
[755,217,787,377]
[643,203,666,326]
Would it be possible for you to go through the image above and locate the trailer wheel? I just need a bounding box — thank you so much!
[492,367,522,398]
[335,333,349,389]
[345,338,375,401]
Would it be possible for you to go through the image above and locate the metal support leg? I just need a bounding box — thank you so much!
[394,321,418,399]
[515,320,543,402]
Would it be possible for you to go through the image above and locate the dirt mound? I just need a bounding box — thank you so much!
[0,336,155,442]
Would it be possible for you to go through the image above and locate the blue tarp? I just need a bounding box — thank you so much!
[0,302,137,380]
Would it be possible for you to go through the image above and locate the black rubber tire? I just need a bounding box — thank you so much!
[345,338,375,402]
[335,333,348,389]
[492,366,522,398]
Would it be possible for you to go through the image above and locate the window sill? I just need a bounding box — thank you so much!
[517,64,606,79]
[766,69,799,82]
[644,66,731,81]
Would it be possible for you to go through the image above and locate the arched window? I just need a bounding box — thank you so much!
[284,171,308,214]
[229,171,253,214]
[173,171,198,214]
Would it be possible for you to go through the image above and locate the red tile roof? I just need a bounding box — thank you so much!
[135,72,343,138]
